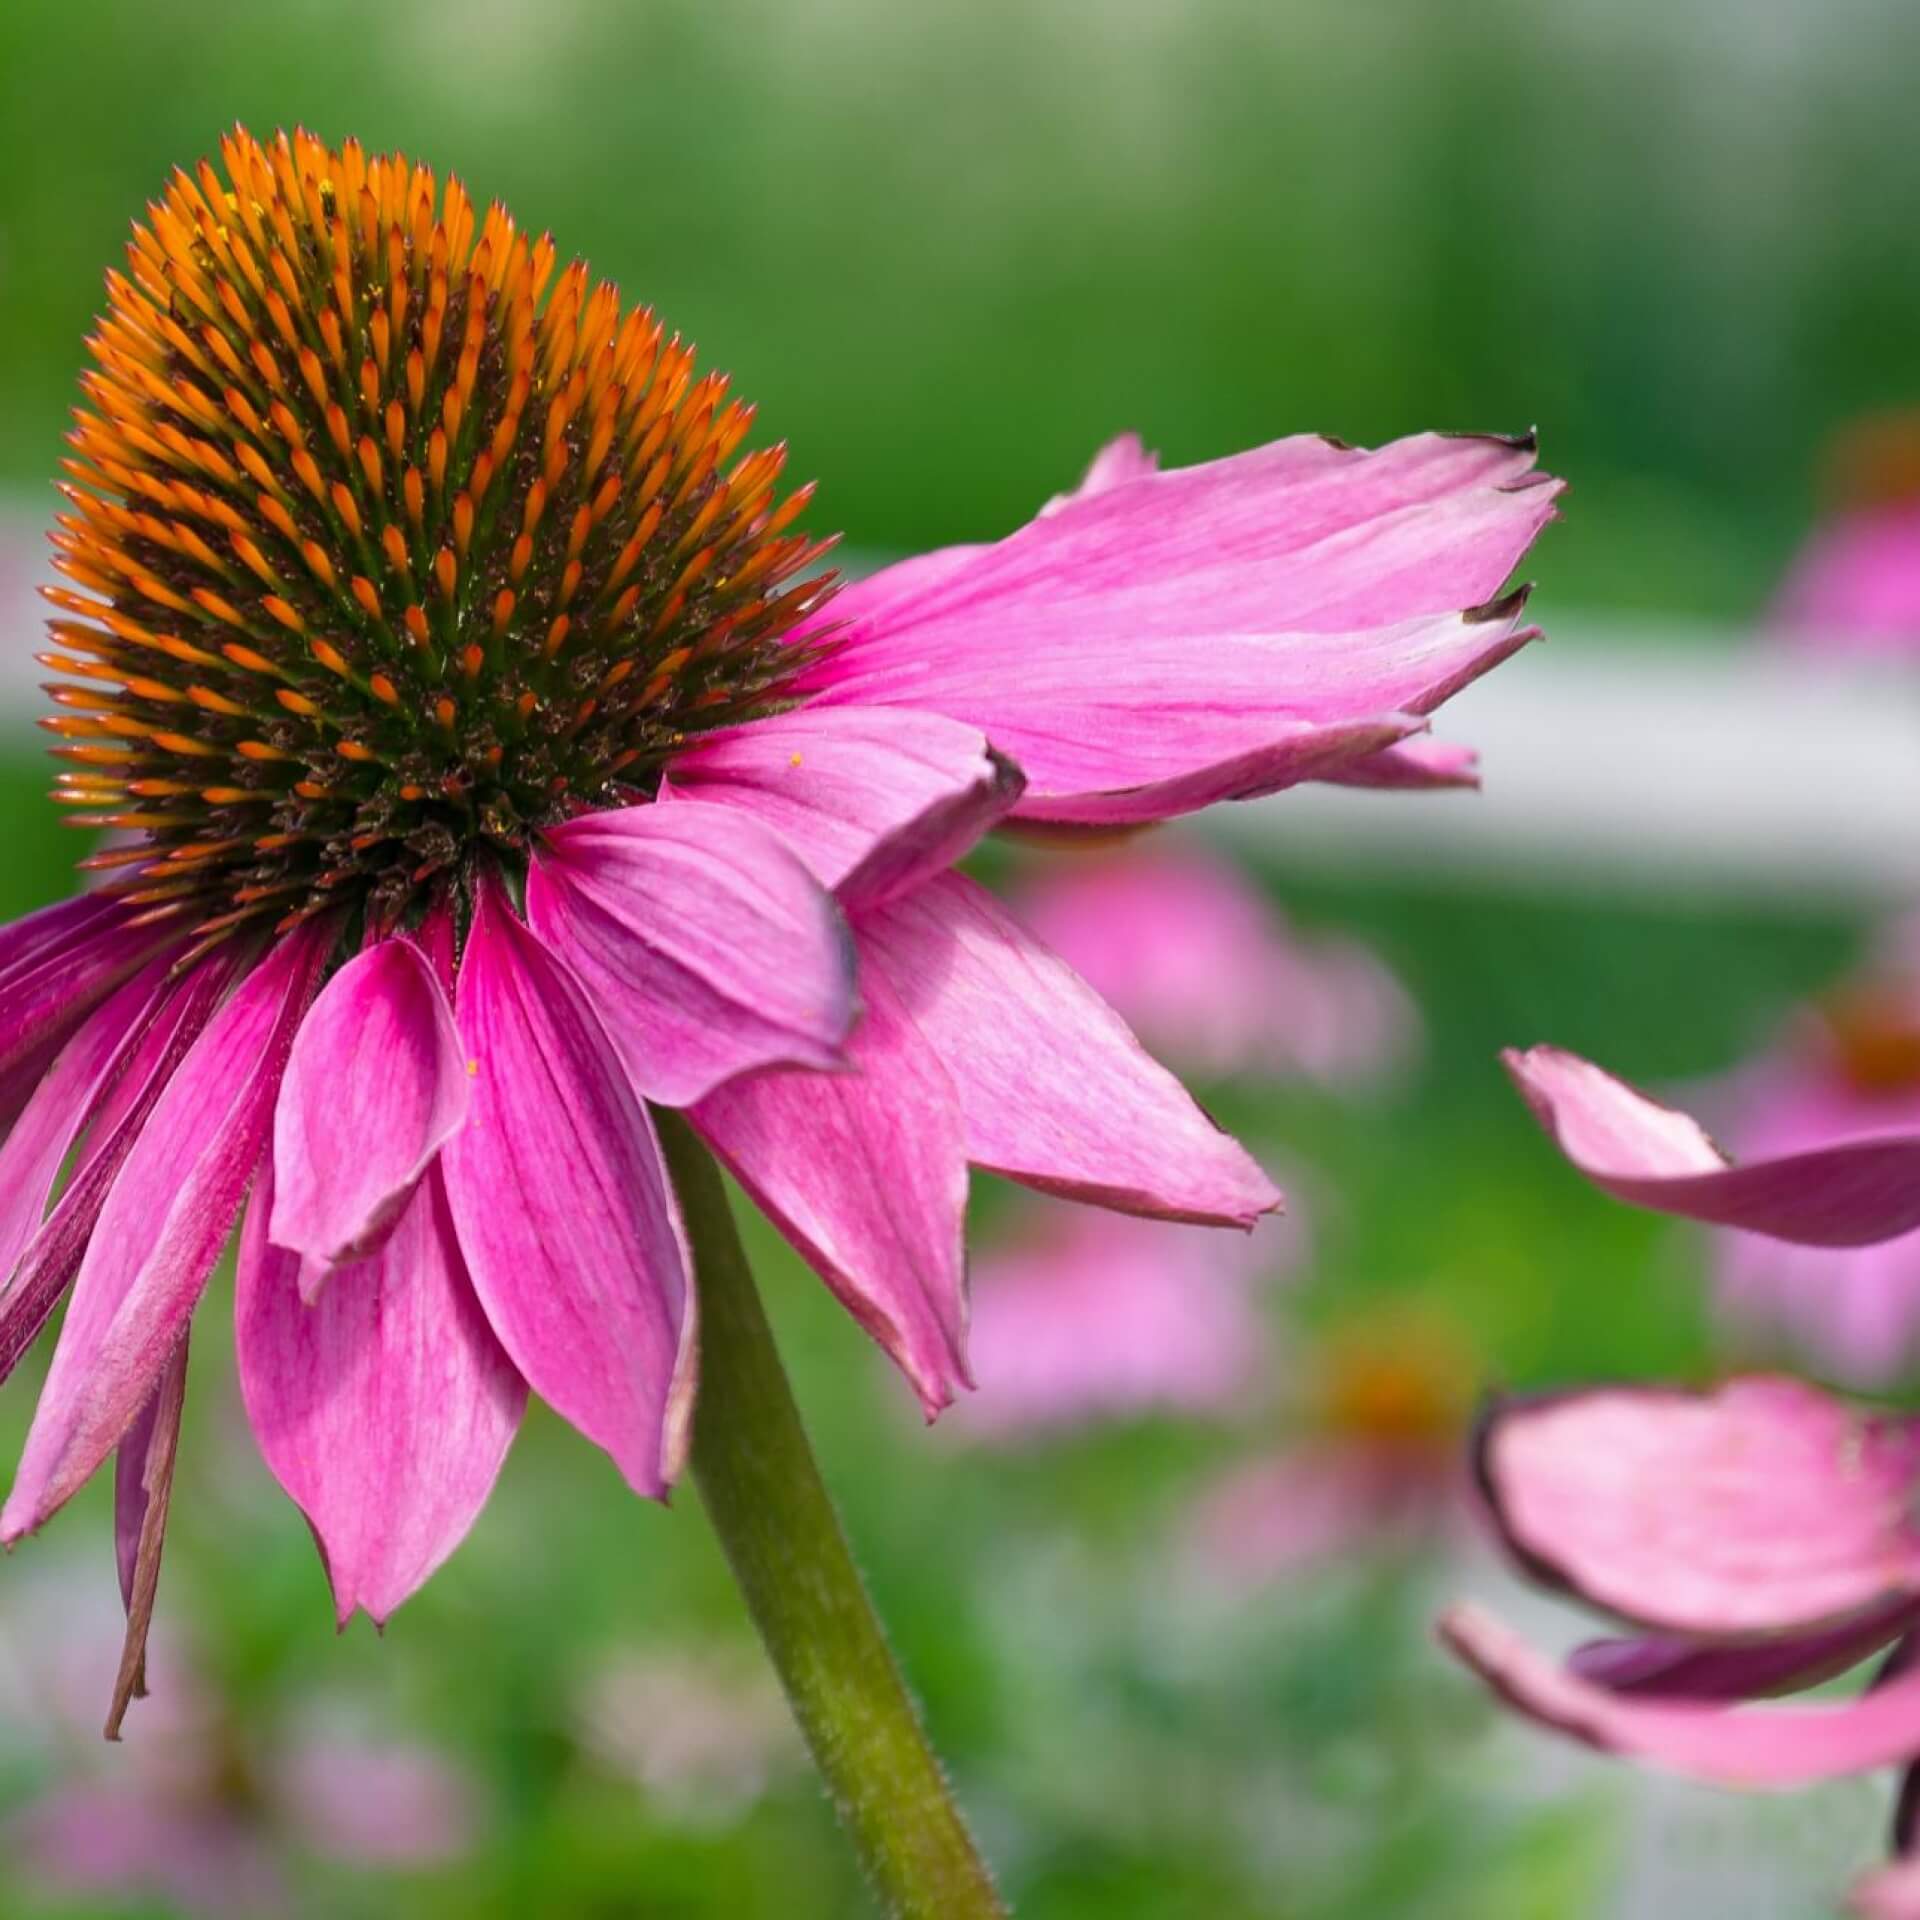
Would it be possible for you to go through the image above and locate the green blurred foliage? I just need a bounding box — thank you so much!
[4,0,1920,616]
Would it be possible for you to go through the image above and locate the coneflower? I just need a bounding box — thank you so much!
[1,125,1557,1915]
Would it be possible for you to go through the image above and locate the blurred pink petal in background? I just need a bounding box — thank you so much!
[953,1203,1290,1440]
[1010,838,1421,1089]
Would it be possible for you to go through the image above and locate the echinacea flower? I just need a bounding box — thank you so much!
[1007,837,1420,1088]
[1188,1308,1473,1580]
[951,1200,1284,1440]
[1438,1378,1920,1911]
[0,127,1558,1720]
[1774,413,1920,655]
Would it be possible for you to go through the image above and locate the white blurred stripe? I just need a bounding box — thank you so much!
[4,510,1916,905]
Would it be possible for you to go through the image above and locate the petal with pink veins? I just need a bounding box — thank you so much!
[270,937,469,1293]
[0,922,333,1541]
[239,1159,525,1624]
[795,430,1559,823]
[529,802,855,1108]
[441,875,695,1496]
[0,954,239,1388]
[1506,1045,1920,1246]
[1479,1378,1920,1636]
[0,960,169,1287]
[692,962,970,1418]
[1321,736,1483,790]
[861,874,1280,1227]
[662,705,1024,908]
[1438,1601,1920,1787]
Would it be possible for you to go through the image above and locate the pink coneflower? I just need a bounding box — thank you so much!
[1439,1378,1920,1915]
[1008,838,1420,1088]
[0,128,1558,1725]
[1702,931,1920,1385]
[1188,1308,1473,1579]
[1774,413,1920,654]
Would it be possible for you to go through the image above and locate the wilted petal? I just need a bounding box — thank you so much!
[440,876,694,1496]
[107,1335,188,1739]
[1568,1597,1920,1700]
[1506,1045,1920,1246]
[799,431,1559,822]
[663,704,1024,907]
[0,956,238,1387]
[693,963,970,1417]
[270,937,468,1290]
[1480,1378,1920,1636]
[239,1160,525,1624]
[0,961,169,1286]
[530,801,855,1108]
[0,922,333,1541]
[862,874,1280,1227]
[1438,1601,1920,1787]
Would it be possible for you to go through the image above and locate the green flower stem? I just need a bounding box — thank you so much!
[656,1111,1008,1920]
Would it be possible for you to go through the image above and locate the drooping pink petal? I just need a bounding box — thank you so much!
[0,954,238,1387]
[1505,1045,1920,1246]
[107,1334,188,1739]
[797,430,1559,822]
[440,874,694,1496]
[269,936,468,1293]
[860,874,1280,1227]
[1480,1379,1920,1636]
[692,962,970,1418]
[0,893,121,985]
[1438,1601,1920,1787]
[239,1159,525,1624]
[0,922,333,1541]
[662,704,1025,908]
[528,801,855,1108]
[1567,1596,1920,1700]
[0,961,169,1287]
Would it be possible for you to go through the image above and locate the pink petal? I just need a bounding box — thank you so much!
[662,704,1024,908]
[1321,736,1483,790]
[0,961,169,1287]
[1852,1853,1920,1919]
[1480,1379,1920,1636]
[692,961,970,1418]
[1567,1596,1920,1700]
[239,1159,525,1624]
[107,1334,188,1739]
[0,904,182,1117]
[440,874,695,1496]
[1506,1045,1920,1246]
[0,893,121,984]
[1438,1600,1920,1787]
[269,936,468,1292]
[0,922,333,1541]
[956,1205,1269,1438]
[860,874,1280,1227]
[798,430,1559,821]
[0,955,238,1387]
[529,801,855,1108]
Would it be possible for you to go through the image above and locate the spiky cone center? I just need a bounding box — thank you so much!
[44,126,839,950]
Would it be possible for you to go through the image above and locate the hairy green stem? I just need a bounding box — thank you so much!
[656,1111,1007,1920]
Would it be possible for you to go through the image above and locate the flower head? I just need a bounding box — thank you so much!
[0,126,1557,1718]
